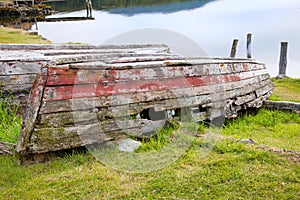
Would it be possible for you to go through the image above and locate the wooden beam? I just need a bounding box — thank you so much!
[230,39,239,58]
[278,42,288,78]
[246,33,252,59]
[16,67,48,154]
[263,100,300,113]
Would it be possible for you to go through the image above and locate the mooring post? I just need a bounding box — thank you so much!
[86,0,93,18]
[278,42,288,78]
[230,39,239,58]
[246,33,252,59]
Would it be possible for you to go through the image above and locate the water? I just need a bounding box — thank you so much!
[37,0,300,77]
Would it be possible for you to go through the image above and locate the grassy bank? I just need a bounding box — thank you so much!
[0,108,299,199]
[0,27,51,44]
[270,78,300,102]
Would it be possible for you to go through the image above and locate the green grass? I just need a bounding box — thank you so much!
[0,27,51,44]
[270,77,300,102]
[0,108,299,199]
[222,109,300,152]
[0,95,22,144]
[0,136,299,199]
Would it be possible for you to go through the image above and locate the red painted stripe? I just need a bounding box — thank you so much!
[43,74,241,101]
[46,63,253,86]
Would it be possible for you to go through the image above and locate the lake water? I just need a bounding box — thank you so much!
[36,0,300,77]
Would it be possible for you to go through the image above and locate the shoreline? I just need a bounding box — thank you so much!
[0,1,52,18]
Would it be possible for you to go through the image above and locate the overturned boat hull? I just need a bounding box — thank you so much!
[0,44,273,158]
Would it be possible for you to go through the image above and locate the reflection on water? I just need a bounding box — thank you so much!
[46,0,214,14]
[2,0,300,77]
[0,16,40,31]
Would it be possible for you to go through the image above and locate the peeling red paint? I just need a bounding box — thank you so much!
[43,74,242,101]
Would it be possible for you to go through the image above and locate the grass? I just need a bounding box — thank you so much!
[222,109,300,151]
[0,124,299,199]
[269,77,300,102]
[0,108,299,199]
[0,27,51,44]
[0,94,22,144]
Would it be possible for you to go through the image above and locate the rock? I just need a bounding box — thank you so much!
[29,31,38,35]
[117,138,141,153]
[239,138,256,145]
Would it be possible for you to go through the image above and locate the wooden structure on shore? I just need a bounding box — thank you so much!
[0,44,274,161]
[14,0,35,6]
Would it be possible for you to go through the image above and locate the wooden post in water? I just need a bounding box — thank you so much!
[86,0,93,18]
[246,33,252,59]
[278,42,288,78]
[230,39,239,58]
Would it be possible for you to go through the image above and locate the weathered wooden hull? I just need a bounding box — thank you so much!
[0,44,273,157]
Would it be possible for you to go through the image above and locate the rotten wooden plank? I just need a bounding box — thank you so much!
[247,92,273,108]
[46,62,265,86]
[0,74,37,86]
[263,100,300,113]
[42,69,268,101]
[37,78,272,128]
[68,58,265,71]
[0,142,15,155]
[0,44,169,51]
[16,67,48,154]
[0,44,171,62]
[0,62,41,76]
[202,79,273,108]
[1,84,32,93]
[40,74,271,114]
[28,121,165,153]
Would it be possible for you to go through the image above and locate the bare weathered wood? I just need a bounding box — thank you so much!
[247,33,252,59]
[0,44,169,51]
[263,100,300,113]
[202,79,273,109]
[230,39,239,58]
[0,142,15,155]
[0,44,170,62]
[255,83,274,97]
[28,120,166,153]
[40,74,271,114]
[0,74,37,85]
[16,68,48,154]
[42,69,267,101]
[37,78,273,128]
[278,42,288,78]
[247,92,272,108]
[0,84,32,93]
[0,62,41,75]
[46,62,265,86]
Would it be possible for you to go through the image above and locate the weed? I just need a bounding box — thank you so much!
[0,93,22,144]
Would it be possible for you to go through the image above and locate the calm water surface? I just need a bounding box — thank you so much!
[37,0,300,77]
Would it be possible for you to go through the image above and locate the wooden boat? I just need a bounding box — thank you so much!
[0,44,273,159]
